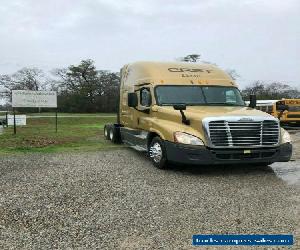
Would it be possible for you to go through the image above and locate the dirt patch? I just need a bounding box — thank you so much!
[20,138,58,148]
[18,137,77,148]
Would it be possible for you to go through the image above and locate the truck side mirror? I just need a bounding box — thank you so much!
[276,104,289,111]
[249,94,256,108]
[173,104,190,125]
[140,88,152,107]
[173,104,187,110]
[128,93,138,107]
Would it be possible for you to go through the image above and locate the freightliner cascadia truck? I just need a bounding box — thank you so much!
[104,61,292,169]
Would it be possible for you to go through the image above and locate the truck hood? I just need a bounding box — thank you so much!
[157,105,276,122]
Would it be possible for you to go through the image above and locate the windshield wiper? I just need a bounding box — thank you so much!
[161,103,244,106]
[161,103,205,106]
[206,102,244,106]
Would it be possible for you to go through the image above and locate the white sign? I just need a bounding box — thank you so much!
[7,115,27,126]
[12,90,57,108]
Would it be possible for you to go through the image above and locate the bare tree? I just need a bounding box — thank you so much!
[241,81,300,100]
[225,69,240,80]
[178,54,201,63]
[0,67,47,101]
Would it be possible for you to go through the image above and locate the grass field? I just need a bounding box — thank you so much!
[26,112,116,117]
[0,113,121,155]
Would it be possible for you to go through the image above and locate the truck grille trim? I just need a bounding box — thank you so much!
[208,120,279,147]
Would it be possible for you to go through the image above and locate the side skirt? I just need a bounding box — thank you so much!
[120,127,148,152]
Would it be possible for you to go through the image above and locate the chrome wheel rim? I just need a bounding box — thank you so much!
[149,142,162,163]
[104,127,108,137]
[109,130,113,140]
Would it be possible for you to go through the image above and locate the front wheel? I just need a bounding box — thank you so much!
[148,137,168,169]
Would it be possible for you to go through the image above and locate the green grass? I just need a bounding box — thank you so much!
[26,112,116,117]
[0,113,122,155]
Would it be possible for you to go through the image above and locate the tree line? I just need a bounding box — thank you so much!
[0,59,119,113]
[241,81,300,100]
[0,55,299,112]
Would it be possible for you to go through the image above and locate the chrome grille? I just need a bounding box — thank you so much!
[208,120,279,147]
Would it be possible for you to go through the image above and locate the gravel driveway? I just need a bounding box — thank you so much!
[0,149,300,249]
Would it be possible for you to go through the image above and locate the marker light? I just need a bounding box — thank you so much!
[281,129,291,143]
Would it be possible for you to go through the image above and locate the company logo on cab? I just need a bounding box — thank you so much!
[168,68,212,73]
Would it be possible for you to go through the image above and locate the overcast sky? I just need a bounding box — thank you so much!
[0,0,299,88]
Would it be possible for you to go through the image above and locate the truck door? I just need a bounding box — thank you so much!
[120,90,132,126]
[121,85,152,129]
[135,87,152,130]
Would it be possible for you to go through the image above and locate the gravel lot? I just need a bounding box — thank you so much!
[0,132,300,249]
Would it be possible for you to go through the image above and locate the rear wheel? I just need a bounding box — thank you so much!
[109,126,121,144]
[148,137,168,169]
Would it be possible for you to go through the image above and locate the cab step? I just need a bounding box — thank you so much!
[130,145,147,152]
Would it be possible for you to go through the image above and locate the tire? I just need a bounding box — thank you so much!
[148,137,168,169]
[104,125,110,140]
[109,126,121,144]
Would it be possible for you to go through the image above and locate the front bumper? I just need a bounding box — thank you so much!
[164,141,292,165]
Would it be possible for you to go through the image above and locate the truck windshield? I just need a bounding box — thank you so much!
[155,85,245,106]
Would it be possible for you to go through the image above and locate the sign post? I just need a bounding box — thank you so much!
[11,90,58,134]
[13,108,16,135]
[6,111,8,128]
[55,109,58,133]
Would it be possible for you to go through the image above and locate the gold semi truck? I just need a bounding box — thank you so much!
[104,61,292,168]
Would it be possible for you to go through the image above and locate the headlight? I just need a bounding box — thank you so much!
[174,132,204,145]
[281,129,291,143]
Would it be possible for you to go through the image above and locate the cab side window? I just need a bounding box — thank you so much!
[140,88,151,107]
